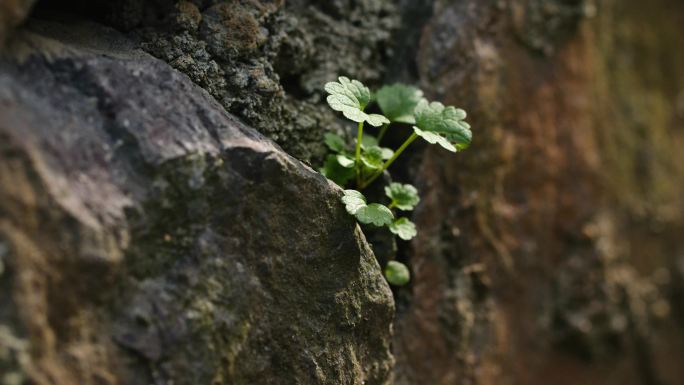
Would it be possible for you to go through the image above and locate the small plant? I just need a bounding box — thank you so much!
[320,76,472,285]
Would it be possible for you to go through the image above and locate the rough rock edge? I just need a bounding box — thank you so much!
[0,20,394,385]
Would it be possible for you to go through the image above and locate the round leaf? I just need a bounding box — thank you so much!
[341,190,366,215]
[355,203,394,226]
[384,261,410,286]
[376,84,424,124]
[336,154,355,168]
[324,133,347,152]
[366,113,391,127]
[324,77,389,126]
[380,147,394,160]
[361,146,384,170]
[389,217,417,240]
[385,182,420,211]
[360,134,379,149]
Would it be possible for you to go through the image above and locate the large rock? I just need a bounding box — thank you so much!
[0,0,34,46]
[0,20,394,385]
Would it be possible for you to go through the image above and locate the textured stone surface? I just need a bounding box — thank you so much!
[0,0,34,46]
[0,20,394,385]
[129,0,400,163]
[391,0,684,384]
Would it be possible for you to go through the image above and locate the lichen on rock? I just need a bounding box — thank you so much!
[132,0,400,163]
[0,20,395,385]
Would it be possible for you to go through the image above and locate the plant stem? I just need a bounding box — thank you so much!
[355,121,364,185]
[360,132,418,189]
[377,123,389,143]
[388,201,396,209]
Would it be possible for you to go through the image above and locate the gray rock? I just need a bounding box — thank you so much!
[0,20,393,385]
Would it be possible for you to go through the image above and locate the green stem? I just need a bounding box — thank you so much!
[360,132,418,189]
[355,121,364,185]
[388,201,397,209]
[377,123,390,143]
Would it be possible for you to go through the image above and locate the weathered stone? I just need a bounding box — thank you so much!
[392,0,684,384]
[0,0,35,47]
[0,20,394,385]
[136,0,400,163]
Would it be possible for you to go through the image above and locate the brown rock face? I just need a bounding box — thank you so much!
[393,0,684,384]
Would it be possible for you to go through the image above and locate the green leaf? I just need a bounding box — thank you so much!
[325,76,372,110]
[360,134,378,149]
[325,76,390,126]
[361,146,385,170]
[447,121,472,150]
[380,147,394,160]
[324,133,347,152]
[336,154,355,168]
[341,189,366,215]
[384,261,410,286]
[414,99,472,148]
[385,182,420,210]
[413,127,457,152]
[376,84,424,124]
[366,114,391,127]
[356,203,394,226]
[321,155,355,186]
[389,217,417,240]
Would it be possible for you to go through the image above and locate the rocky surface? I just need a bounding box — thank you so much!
[0,0,34,46]
[0,20,394,385]
[392,0,684,384]
[127,0,400,163]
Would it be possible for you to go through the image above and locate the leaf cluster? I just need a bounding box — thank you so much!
[342,185,418,241]
[320,132,395,186]
[321,76,474,286]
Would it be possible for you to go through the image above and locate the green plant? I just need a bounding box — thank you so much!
[320,76,473,285]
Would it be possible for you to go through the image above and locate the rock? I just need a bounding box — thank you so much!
[0,0,35,47]
[393,0,684,384]
[137,0,400,163]
[0,20,394,385]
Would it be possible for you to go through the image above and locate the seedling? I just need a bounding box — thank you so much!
[320,76,473,285]
[385,261,411,286]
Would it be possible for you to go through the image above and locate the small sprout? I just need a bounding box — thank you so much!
[325,76,390,127]
[361,146,385,170]
[384,261,411,286]
[389,217,417,241]
[385,183,420,210]
[358,135,393,159]
[321,78,474,286]
[376,84,424,124]
[324,133,347,152]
